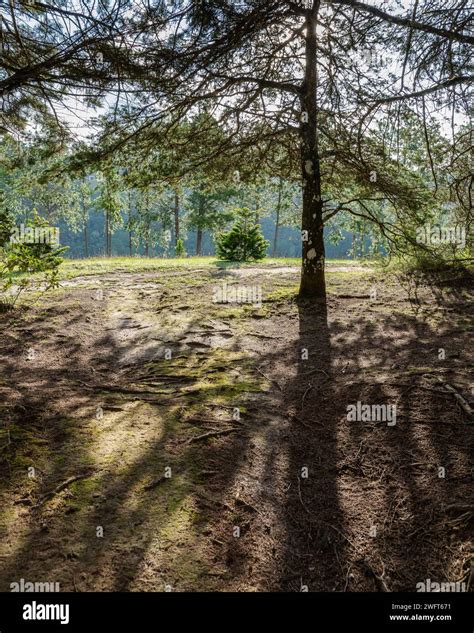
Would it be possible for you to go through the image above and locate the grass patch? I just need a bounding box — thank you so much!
[56,256,303,279]
[52,256,361,280]
[266,285,299,302]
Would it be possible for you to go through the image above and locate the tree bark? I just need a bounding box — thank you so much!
[83,223,88,258]
[105,209,110,257]
[144,191,150,257]
[174,189,180,248]
[299,1,326,299]
[81,192,88,258]
[128,190,133,256]
[196,228,203,256]
[145,221,150,257]
[196,197,203,255]
[273,177,283,256]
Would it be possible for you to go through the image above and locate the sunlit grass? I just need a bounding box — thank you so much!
[55,255,364,280]
[5,256,371,286]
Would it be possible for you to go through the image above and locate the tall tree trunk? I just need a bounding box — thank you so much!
[81,193,88,258]
[83,223,88,258]
[144,191,150,257]
[273,177,283,256]
[174,189,180,248]
[196,197,203,256]
[254,189,260,224]
[196,228,203,256]
[299,1,326,299]
[128,190,133,256]
[105,209,109,257]
[145,222,150,257]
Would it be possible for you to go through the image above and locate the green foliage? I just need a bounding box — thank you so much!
[185,183,235,234]
[0,205,14,247]
[0,213,67,311]
[129,186,174,253]
[95,169,122,229]
[216,207,269,262]
[175,238,186,257]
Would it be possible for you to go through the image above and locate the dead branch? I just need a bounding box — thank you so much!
[34,470,95,509]
[188,428,238,444]
[302,368,330,378]
[255,366,283,391]
[435,377,473,421]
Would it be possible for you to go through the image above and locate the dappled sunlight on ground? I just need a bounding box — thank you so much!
[0,261,472,591]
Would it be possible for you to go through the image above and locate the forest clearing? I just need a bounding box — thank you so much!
[0,258,471,593]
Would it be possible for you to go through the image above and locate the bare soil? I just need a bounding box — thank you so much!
[0,262,472,592]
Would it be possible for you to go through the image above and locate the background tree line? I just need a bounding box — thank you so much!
[0,0,472,295]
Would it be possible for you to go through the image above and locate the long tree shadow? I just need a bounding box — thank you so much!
[278,296,346,591]
[278,288,472,592]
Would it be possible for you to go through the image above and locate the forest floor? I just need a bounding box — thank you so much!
[0,259,472,592]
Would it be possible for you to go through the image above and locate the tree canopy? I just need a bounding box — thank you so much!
[0,0,472,295]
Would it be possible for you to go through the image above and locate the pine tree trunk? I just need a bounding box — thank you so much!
[174,190,180,249]
[81,192,88,258]
[144,192,150,257]
[128,191,133,256]
[195,195,205,256]
[196,228,203,256]
[105,210,109,257]
[83,223,88,258]
[273,177,283,256]
[273,217,279,257]
[299,1,326,299]
[145,220,150,257]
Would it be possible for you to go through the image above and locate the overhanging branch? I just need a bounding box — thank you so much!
[330,0,474,45]
[368,75,474,105]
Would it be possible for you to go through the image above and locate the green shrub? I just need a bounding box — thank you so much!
[0,213,67,311]
[216,207,269,262]
[175,238,186,257]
